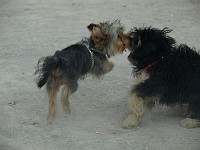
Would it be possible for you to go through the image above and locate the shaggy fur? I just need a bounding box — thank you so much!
[35,20,126,120]
[122,27,200,128]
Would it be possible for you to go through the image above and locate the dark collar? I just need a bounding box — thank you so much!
[81,37,110,58]
[81,39,94,71]
[88,37,110,58]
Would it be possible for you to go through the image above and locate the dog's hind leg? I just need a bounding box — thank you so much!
[180,118,200,128]
[180,101,200,128]
[122,93,144,128]
[47,77,60,120]
[61,84,71,114]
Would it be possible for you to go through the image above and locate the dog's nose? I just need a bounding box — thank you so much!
[128,53,137,65]
[128,53,132,61]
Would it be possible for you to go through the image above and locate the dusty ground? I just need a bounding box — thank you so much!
[0,0,200,150]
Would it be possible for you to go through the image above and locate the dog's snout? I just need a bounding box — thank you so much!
[128,53,137,65]
[128,53,133,62]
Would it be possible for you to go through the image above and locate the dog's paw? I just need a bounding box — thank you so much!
[180,118,200,128]
[63,105,71,114]
[107,62,114,71]
[103,61,114,73]
[47,114,55,124]
[47,108,57,124]
[122,114,139,129]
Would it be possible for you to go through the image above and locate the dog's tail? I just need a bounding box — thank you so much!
[35,56,59,88]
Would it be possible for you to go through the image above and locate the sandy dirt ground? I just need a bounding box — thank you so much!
[0,0,200,150]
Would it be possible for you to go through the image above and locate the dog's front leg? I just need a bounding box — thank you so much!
[61,84,71,114]
[122,93,144,128]
[180,118,200,128]
[103,60,114,73]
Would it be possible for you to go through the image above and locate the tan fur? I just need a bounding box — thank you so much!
[48,78,71,121]
[113,36,125,54]
[122,93,144,128]
[89,20,126,56]
[122,29,200,129]
[48,78,60,118]
[47,57,108,119]
[123,72,200,129]
[91,26,107,47]
[119,31,143,52]
[180,118,200,128]
[118,32,132,50]
[61,84,71,113]
[45,21,124,120]
[122,72,158,128]
[103,61,114,73]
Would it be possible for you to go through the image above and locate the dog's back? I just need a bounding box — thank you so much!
[35,44,91,89]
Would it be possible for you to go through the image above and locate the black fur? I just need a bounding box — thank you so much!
[128,27,200,119]
[35,37,111,94]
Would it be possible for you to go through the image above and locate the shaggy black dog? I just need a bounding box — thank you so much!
[122,27,200,128]
[35,20,126,120]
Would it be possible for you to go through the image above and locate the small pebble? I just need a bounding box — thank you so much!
[8,101,17,106]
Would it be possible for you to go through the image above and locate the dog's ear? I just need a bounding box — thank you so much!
[130,32,141,49]
[88,25,107,46]
[87,23,99,31]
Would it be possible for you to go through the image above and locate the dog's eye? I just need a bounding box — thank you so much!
[94,36,101,40]
[94,36,105,44]
[133,37,141,48]
[134,39,139,45]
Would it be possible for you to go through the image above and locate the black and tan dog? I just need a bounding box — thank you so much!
[35,20,127,120]
[122,27,200,128]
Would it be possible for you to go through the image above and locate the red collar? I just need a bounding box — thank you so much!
[140,60,158,74]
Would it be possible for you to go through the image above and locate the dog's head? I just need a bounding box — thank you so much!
[88,20,126,57]
[127,27,176,69]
